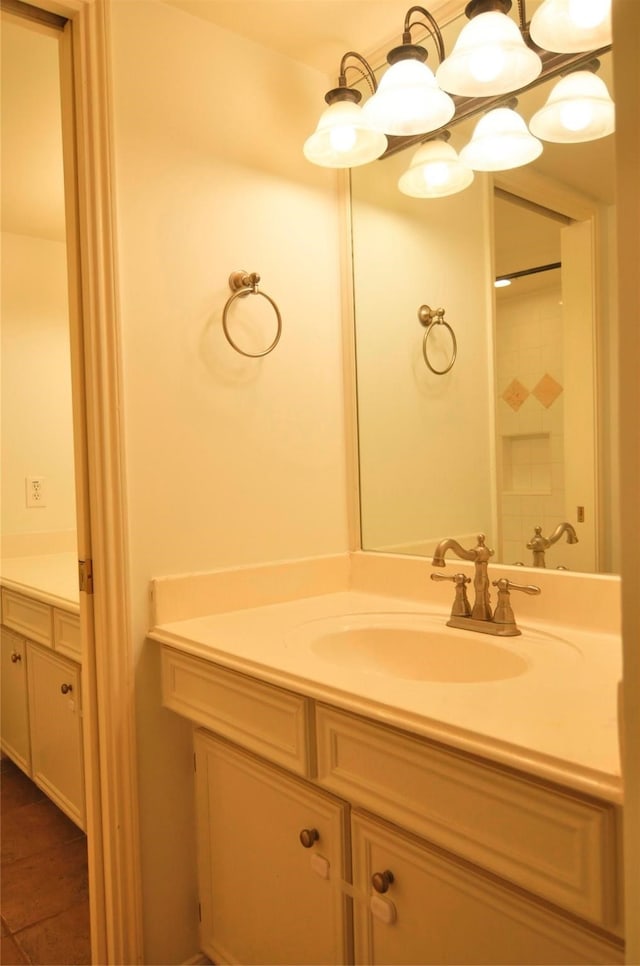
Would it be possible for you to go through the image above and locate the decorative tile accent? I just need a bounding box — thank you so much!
[501,378,530,412]
[533,373,563,408]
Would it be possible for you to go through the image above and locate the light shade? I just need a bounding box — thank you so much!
[398,140,474,198]
[460,107,543,171]
[303,97,388,168]
[530,0,612,53]
[362,50,455,136]
[436,11,542,97]
[529,70,615,143]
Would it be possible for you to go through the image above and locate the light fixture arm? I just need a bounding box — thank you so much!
[516,0,527,32]
[402,5,446,63]
[338,50,379,95]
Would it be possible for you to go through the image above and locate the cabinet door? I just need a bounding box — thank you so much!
[352,811,622,966]
[26,643,85,829]
[1,627,31,773]
[195,730,352,966]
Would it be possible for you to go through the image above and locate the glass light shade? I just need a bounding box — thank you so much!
[436,11,542,97]
[529,71,615,143]
[362,55,455,136]
[459,107,543,171]
[398,140,474,198]
[530,0,611,53]
[303,99,388,168]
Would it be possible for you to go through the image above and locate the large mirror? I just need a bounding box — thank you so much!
[350,10,617,575]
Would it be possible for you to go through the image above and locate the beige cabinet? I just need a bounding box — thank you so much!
[194,729,352,966]
[160,645,624,966]
[1,587,85,828]
[352,810,622,966]
[26,643,85,828]
[1,627,32,773]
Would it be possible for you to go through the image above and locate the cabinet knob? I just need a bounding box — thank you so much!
[371,870,394,894]
[299,828,320,849]
[10,651,22,663]
[60,683,73,694]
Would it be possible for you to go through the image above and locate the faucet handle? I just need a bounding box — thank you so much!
[431,572,472,618]
[491,578,541,629]
[430,572,470,585]
[491,578,541,596]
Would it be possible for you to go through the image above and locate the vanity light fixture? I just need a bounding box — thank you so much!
[361,6,455,136]
[528,61,615,143]
[303,52,388,168]
[459,101,542,171]
[303,1,614,183]
[436,0,542,97]
[398,134,475,197]
[529,0,611,53]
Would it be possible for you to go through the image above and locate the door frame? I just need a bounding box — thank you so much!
[15,0,144,961]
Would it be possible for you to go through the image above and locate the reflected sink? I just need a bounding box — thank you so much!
[297,613,531,683]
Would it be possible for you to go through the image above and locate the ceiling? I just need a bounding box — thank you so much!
[1,1,615,248]
[163,0,426,75]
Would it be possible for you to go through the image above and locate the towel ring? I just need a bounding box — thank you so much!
[418,304,457,375]
[222,270,282,358]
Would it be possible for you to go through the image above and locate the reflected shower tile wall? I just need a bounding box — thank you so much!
[496,284,564,564]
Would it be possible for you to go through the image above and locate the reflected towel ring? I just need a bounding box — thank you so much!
[418,304,457,375]
[222,270,282,358]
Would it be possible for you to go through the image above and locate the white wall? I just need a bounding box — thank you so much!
[0,232,77,556]
[351,156,495,552]
[109,3,349,960]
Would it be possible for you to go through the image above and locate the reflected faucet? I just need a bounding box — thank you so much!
[431,534,540,637]
[526,523,578,568]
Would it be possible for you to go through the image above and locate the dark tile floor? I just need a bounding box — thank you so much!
[1,757,91,965]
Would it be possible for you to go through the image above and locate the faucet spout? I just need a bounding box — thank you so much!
[548,521,579,546]
[431,538,477,568]
[431,534,494,621]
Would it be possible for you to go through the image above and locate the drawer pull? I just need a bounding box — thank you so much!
[10,651,22,663]
[299,828,320,849]
[372,870,395,894]
[60,683,73,695]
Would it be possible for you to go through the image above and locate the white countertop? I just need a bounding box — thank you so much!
[150,587,623,804]
[0,553,79,611]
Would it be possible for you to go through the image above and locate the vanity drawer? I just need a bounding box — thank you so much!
[53,608,81,661]
[1,589,52,647]
[161,646,314,777]
[316,705,620,930]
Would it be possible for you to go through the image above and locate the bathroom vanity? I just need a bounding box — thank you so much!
[150,552,624,965]
[0,554,85,829]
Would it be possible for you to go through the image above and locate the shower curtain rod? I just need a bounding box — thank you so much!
[496,261,562,283]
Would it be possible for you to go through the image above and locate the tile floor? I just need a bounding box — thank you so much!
[1,757,91,965]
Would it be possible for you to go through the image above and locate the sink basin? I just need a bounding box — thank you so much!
[297,613,531,683]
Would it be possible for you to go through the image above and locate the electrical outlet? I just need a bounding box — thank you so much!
[26,476,47,508]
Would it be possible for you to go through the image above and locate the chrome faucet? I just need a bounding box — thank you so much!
[431,534,540,637]
[526,523,578,568]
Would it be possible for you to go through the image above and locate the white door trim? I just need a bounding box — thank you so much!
[57,0,143,962]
